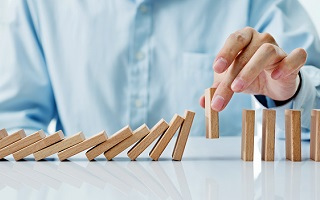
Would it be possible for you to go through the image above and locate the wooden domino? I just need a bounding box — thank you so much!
[0,130,46,159]
[310,109,320,161]
[85,126,133,161]
[0,129,26,150]
[13,130,64,161]
[34,132,85,161]
[285,109,301,162]
[241,110,255,161]
[58,131,107,161]
[261,109,276,161]
[149,114,184,161]
[172,110,195,161]
[0,129,8,140]
[127,119,169,160]
[205,88,219,139]
[104,124,150,161]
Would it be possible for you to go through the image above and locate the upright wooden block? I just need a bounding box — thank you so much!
[261,109,276,161]
[285,110,301,162]
[104,124,150,161]
[58,131,107,161]
[149,114,184,161]
[0,130,46,159]
[172,110,195,161]
[0,129,26,150]
[13,131,64,161]
[241,110,255,161]
[33,132,85,161]
[85,126,133,160]
[310,109,320,161]
[205,88,219,139]
[127,119,169,160]
[0,129,8,140]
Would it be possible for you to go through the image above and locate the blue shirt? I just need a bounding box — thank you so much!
[0,0,320,138]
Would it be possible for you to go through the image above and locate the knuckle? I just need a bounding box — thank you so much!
[260,43,276,55]
[229,31,247,45]
[243,26,254,33]
[260,32,275,43]
[296,48,308,62]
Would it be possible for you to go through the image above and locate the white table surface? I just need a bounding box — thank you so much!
[0,136,318,200]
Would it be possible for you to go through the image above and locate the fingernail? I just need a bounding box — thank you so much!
[272,69,283,80]
[213,58,228,72]
[231,78,245,92]
[211,95,225,111]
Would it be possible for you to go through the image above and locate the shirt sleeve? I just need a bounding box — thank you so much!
[0,1,56,134]
[249,0,320,139]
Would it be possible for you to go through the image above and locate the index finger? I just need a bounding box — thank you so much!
[213,27,255,73]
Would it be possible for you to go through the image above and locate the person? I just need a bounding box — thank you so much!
[0,0,319,139]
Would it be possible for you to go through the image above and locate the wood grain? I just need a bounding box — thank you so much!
[205,88,219,139]
[0,129,26,150]
[127,119,169,160]
[172,110,195,161]
[310,109,320,161]
[0,130,46,159]
[86,126,132,161]
[34,132,85,161]
[241,110,255,161]
[285,109,301,162]
[104,124,150,160]
[0,129,8,140]
[13,130,64,161]
[261,109,275,161]
[58,131,107,161]
[149,114,184,161]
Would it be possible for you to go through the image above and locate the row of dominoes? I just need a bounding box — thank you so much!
[205,87,320,162]
[0,110,195,161]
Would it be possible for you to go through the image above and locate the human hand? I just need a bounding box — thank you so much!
[200,27,307,111]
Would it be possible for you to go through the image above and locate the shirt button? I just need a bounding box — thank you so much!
[135,51,145,61]
[140,5,148,13]
[135,99,143,108]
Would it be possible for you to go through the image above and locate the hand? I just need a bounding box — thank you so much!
[199,27,307,111]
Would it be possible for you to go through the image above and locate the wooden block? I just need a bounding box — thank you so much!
[149,114,184,161]
[261,109,276,161]
[0,129,26,150]
[58,131,107,161]
[13,131,64,161]
[310,109,320,161]
[241,110,255,161]
[104,124,150,161]
[85,126,133,160]
[34,132,85,161]
[205,88,219,139]
[127,119,169,160]
[0,130,46,159]
[285,109,301,162]
[0,129,8,140]
[172,110,195,161]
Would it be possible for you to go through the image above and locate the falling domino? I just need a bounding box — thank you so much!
[285,109,301,162]
[58,131,107,161]
[310,109,320,161]
[104,124,150,161]
[13,130,64,161]
[261,109,276,161]
[172,110,195,161]
[33,132,85,161]
[241,110,255,161]
[149,114,184,161]
[85,126,133,161]
[127,119,169,161]
[0,129,26,150]
[205,88,219,139]
[0,129,8,140]
[0,130,46,159]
